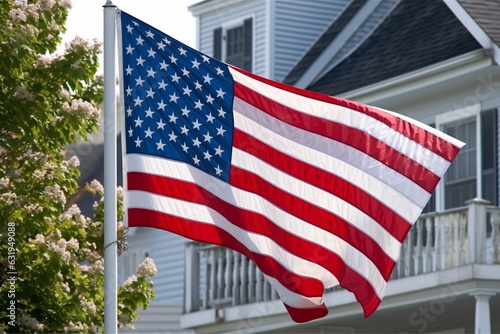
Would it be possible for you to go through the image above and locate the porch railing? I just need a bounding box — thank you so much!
[184,198,500,313]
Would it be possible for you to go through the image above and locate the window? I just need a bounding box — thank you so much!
[213,18,253,71]
[436,107,497,210]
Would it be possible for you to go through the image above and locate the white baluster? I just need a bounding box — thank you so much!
[240,255,248,304]
[224,248,232,299]
[232,251,240,306]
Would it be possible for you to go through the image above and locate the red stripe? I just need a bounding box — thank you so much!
[234,129,412,242]
[128,172,383,314]
[231,66,460,162]
[234,81,440,194]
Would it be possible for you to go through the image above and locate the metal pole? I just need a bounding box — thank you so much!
[103,1,117,333]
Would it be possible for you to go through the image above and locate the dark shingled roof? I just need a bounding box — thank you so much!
[458,0,500,46]
[306,0,482,96]
[282,0,366,85]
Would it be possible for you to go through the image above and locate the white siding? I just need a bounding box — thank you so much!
[273,0,348,82]
[119,228,189,303]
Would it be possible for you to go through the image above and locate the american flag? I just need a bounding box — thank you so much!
[119,11,464,322]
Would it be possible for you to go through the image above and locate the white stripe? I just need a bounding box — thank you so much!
[230,67,454,177]
[127,154,389,298]
[233,97,428,216]
[232,148,401,262]
[264,275,327,309]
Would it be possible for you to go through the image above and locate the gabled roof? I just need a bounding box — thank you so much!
[282,0,367,86]
[305,0,481,96]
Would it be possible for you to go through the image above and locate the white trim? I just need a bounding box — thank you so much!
[294,0,383,88]
[264,0,274,78]
[219,14,255,71]
[435,104,481,211]
[443,0,500,66]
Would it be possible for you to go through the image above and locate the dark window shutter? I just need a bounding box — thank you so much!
[243,18,252,71]
[481,109,497,205]
[213,27,222,61]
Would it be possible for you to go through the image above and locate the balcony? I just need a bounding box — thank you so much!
[182,198,500,328]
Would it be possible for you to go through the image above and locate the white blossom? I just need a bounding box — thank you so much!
[88,179,104,196]
[43,184,66,204]
[0,192,17,205]
[137,257,157,277]
[122,275,137,287]
[18,313,44,331]
[0,177,10,188]
[68,155,80,167]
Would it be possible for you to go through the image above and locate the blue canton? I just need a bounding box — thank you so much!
[121,11,234,182]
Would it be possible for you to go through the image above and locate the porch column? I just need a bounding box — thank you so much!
[466,198,490,264]
[470,290,496,334]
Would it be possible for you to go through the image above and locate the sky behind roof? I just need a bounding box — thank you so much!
[62,0,200,74]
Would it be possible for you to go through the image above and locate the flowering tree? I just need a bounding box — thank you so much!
[0,0,155,332]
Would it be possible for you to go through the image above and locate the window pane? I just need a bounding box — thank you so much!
[444,118,477,208]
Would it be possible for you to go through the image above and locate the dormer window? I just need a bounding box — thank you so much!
[213,17,253,71]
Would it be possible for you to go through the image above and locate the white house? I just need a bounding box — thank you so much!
[116,0,500,332]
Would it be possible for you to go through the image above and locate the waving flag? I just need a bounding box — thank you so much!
[119,11,464,323]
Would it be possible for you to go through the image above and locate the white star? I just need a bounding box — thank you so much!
[193,155,200,165]
[126,24,133,33]
[216,88,226,98]
[182,86,192,96]
[156,139,166,151]
[169,92,179,103]
[136,36,144,45]
[191,59,200,69]
[178,47,187,56]
[156,119,166,130]
[203,150,212,160]
[135,136,142,147]
[202,54,210,63]
[206,113,215,123]
[157,41,166,50]
[216,67,224,75]
[125,44,134,54]
[168,112,178,123]
[181,106,190,116]
[163,37,171,45]
[206,94,214,104]
[144,127,154,138]
[171,73,181,83]
[146,30,154,38]
[192,137,202,147]
[158,80,168,90]
[145,108,154,118]
[159,60,169,71]
[203,131,213,143]
[216,125,226,136]
[194,100,203,110]
[215,146,224,156]
[146,68,157,77]
[128,127,133,137]
[136,56,145,66]
[147,48,156,58]
[126,106,132,116]
[169,54,178,64]
[218,107,226,118]
[125,65,133,75]
[126,86,132,96]
[146,88,155,98]
[192,119,202,130]
[203,73,213,84]
[134,116,143,127]
[133,96,143,106]
[215,165,223,176]
[135,76,145,86]
[180,125,189,135]
[168,131,177,142]
[157,100,167,110]
[194,81,203,90]
[181,143,189,153]
[181,67,190,76]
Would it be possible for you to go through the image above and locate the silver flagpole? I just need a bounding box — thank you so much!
[103,1,117,333]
